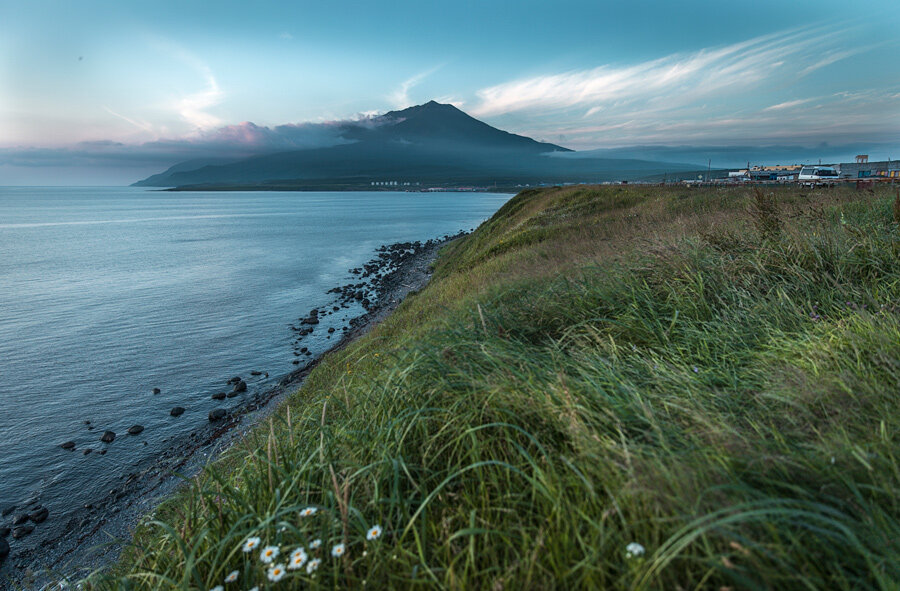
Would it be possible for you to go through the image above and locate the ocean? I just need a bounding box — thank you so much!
[0,187,510,546]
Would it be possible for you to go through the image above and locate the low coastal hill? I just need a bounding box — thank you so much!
[133,102,699,189]
[102,185,900,589]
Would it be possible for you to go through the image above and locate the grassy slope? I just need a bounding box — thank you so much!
[98,185,900,590]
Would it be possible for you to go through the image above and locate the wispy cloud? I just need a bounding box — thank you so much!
[472,26,837,118]
[515,85,900,148]
[469,25,898,147]
[148,37,225,131]
[798,44,878,76]
[176,65,223,129]
[388,65,442,109]
[762,98,813,111]
[103,106,154,132]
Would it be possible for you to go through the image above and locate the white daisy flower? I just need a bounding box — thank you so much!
[267,563,286,582]
[625,542,646,558]
[242,536,261,553]
[248,588,259,591]
[309,538,322,549]
[260,545,280,564]
[306,558,321,574]
[299,506,318,517]
[366,525,382,540]
[224,570,239,583]
[210,586,224,591]
[331,543,346,558]
[287,547,308,570]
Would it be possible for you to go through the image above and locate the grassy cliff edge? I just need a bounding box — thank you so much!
[97,185,899,589]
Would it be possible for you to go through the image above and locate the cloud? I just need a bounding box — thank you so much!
[470,24,898,147]
[798,44,879,76]
[471,26,838,118]
[173,64,223,130]
[103,106,155,132]
[762,98,813,111]
[388,65,442,109]
[0,117,366,170]
[434,95,465,109]
[147,37,225,131]
[515,85,900,148]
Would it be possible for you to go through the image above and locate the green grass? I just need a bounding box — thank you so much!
[90,185,900,590]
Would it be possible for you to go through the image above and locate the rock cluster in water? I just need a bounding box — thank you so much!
[289,234,465,361]
[0,501,51,564]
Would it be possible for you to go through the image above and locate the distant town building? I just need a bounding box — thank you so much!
[748,165,801,181]
[720,157,897,184]
[835,160,897,179]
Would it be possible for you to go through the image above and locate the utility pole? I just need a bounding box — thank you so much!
[706,159,711,183]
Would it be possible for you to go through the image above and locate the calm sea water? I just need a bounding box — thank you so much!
[0,187,509,525]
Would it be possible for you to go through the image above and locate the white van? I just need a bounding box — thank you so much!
[798,166,840,187]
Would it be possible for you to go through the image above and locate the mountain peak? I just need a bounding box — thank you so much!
[371,101,571,153]
[381,100,463,121]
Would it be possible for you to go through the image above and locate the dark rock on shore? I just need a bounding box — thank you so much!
[0,537,8,563]
[232,380,247,393]
[29,507,49,523]
[227,376,241,385]
[60,441,76,450]
[152,387,160,394]
[1,506,15,517]
[209,408,226,421]
[127,425,144,435]
[100,431,116,443]
[170,407,185,417]
[211,391,226,400]
[83,448,92,455]
[12,525,33,539]
[250,370,262,376]
[11,513,28,526]
[0,526,9,537]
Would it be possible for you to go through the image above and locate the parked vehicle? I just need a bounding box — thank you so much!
[798,166,840,187]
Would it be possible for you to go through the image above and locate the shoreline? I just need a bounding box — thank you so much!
[3,231,465,589]
[150,185,519,194]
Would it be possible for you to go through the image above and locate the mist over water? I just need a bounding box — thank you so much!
[0,187,509,532]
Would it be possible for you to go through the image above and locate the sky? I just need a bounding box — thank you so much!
[1,0,898,184]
